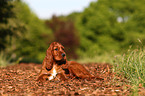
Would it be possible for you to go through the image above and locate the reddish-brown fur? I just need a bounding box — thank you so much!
[68,61,95,80]
[37,42,94,81]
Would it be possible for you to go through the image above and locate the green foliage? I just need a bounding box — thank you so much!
[14,1,53,62]
[0,0,26,50]
[114,46,145,88]
[75,0,145,58]
[1,0,145,65]
[0,0,53,63]
[77,52,114,64]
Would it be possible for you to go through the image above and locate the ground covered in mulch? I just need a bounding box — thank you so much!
[0,63,144,95]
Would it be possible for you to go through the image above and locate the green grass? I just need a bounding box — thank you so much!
[113,47,145,91]
[76,52,115,64]
[0,51,11,67]
[0,51,22,67]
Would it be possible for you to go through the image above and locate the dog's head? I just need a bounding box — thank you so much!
[46,42,66,62]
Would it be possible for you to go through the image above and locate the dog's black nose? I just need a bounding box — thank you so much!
[61,53,65,57]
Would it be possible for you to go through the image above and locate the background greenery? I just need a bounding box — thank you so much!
[0,0,53,64]
[75,0,145,58]
[0,0,145,64]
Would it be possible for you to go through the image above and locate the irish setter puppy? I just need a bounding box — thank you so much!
[37,42,68,81]
[37,42,94,81]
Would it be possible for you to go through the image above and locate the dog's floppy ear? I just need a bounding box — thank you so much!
[46,43,54,62]
[41,42,56,71]
[44,42,55,70]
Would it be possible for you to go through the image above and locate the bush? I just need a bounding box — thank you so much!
[114,45,145,88]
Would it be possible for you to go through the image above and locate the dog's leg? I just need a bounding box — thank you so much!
[36,68,51,81]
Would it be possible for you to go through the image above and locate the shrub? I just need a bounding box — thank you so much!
[114,45,145,88]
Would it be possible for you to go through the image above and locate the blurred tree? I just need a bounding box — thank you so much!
[1,0,145,63]
[76,0,145,57]
[45,15,79,59]
[13,0,53,62]
[0,0,25,51]
[0,0,53,63]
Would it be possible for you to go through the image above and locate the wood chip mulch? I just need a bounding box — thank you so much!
[0,63,144,95]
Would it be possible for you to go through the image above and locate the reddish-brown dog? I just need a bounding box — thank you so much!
[37,42,94,81]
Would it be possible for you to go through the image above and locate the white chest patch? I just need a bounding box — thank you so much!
[48,65,57,80]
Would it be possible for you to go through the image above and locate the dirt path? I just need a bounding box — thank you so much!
[0,63,141,95]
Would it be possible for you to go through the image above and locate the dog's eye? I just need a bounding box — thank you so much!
[54,48,58,51]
